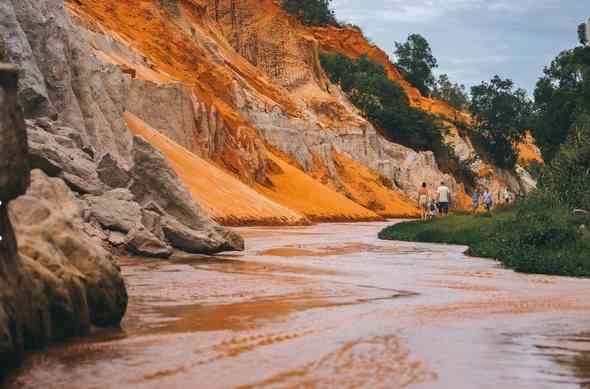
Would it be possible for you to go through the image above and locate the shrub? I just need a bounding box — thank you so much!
[379,199,590,277]
[281,0,338,26]
[320,52,444,152]
[540,113,590,210]
[469,76,533,169]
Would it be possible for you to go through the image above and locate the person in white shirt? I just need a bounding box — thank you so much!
[436,181,451,216]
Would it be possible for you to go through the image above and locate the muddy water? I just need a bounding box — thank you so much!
[7,222,590,388]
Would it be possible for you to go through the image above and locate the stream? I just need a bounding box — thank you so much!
[6,222,590,388]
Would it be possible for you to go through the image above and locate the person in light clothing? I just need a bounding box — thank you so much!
[417,182,430,220]
[437,181,451,216]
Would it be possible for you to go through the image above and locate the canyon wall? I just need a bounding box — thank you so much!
[3,0,537,228]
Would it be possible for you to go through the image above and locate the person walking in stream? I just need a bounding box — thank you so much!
[418,182,430,220]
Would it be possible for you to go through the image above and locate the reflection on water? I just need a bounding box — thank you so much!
[6,222,590,388]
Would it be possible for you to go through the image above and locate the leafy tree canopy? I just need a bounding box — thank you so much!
[532,39,590,161]
[541,113,590,210]
[432,74,469,110]
[579,23,588,46]
[470,76,533,168]
[394,34,438,96]
[281,0,338,27]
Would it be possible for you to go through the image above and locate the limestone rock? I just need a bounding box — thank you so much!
[97,153,130,189]
[130,136,244,253]
[161,216,243,255]
[0,64,29,202]
[26,119,106,194]
[126,228,173,259]
[84,189,143,233]
[9,170,128,327]
[0,64,30,371]
[0,0,133,162]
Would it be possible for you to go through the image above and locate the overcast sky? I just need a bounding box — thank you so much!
[331,0,588,95]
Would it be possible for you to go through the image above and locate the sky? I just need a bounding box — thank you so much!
[331,0,588,95]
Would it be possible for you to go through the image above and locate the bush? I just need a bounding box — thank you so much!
[379,195,590,277]
[320,52,444,152]
[540,113,590,210]
[469,76,533,169]
[281,0,338,26]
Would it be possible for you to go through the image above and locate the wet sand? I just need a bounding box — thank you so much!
[6,222,590,388]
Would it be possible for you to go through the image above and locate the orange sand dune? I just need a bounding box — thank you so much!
[125,112,308,226]
[332,151,421,218]
[255,153,382,222]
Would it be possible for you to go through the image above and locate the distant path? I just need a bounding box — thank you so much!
[7,222,590,388]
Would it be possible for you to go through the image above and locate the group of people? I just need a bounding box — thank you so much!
[418,182,516,220]
[471,188,494,214]
[417,181,452,220]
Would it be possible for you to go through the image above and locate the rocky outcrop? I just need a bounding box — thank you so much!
[22,115,244,257]
[0,0,133,163]
[130,135,245,252]
[9,170,128,328]
[0,65,127,375]
[26,119,107,194]
[0,64,30,372]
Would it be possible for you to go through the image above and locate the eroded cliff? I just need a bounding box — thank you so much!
[3,0,538,228]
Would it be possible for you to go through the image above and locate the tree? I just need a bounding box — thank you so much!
[470,76,533,168]
[432,74,469,110]
[320,53,442,150]
[394,34,438,96]
[541,113,590,210]
[532,43,590,161]
[281,0,338,27]
[579,23,588,46]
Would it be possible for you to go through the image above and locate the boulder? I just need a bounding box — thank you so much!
[126,228,173,259]
[161,216,240,255]
[26,120,107,194]
[130,136,244,253]
[9,170,128,327]
[84,189,143,233]
[97,153,130,189]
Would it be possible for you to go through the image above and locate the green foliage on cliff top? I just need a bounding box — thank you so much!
[320,52,442,151]
[394,34,438,96]
[281,0,338,26]
[532,37,590,162]
[468,76,533,169]
[320,52,475,188]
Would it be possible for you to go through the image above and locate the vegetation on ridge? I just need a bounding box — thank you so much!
[468,76,533,169]
[320,53,443,150]
[394,34,438,96]
[281,0,338,26]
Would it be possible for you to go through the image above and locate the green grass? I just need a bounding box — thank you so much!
[379,199,590,277]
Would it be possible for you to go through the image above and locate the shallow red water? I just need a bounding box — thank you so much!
[7,222,590,388]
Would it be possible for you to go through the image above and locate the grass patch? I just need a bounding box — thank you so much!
[379,197,590,277]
